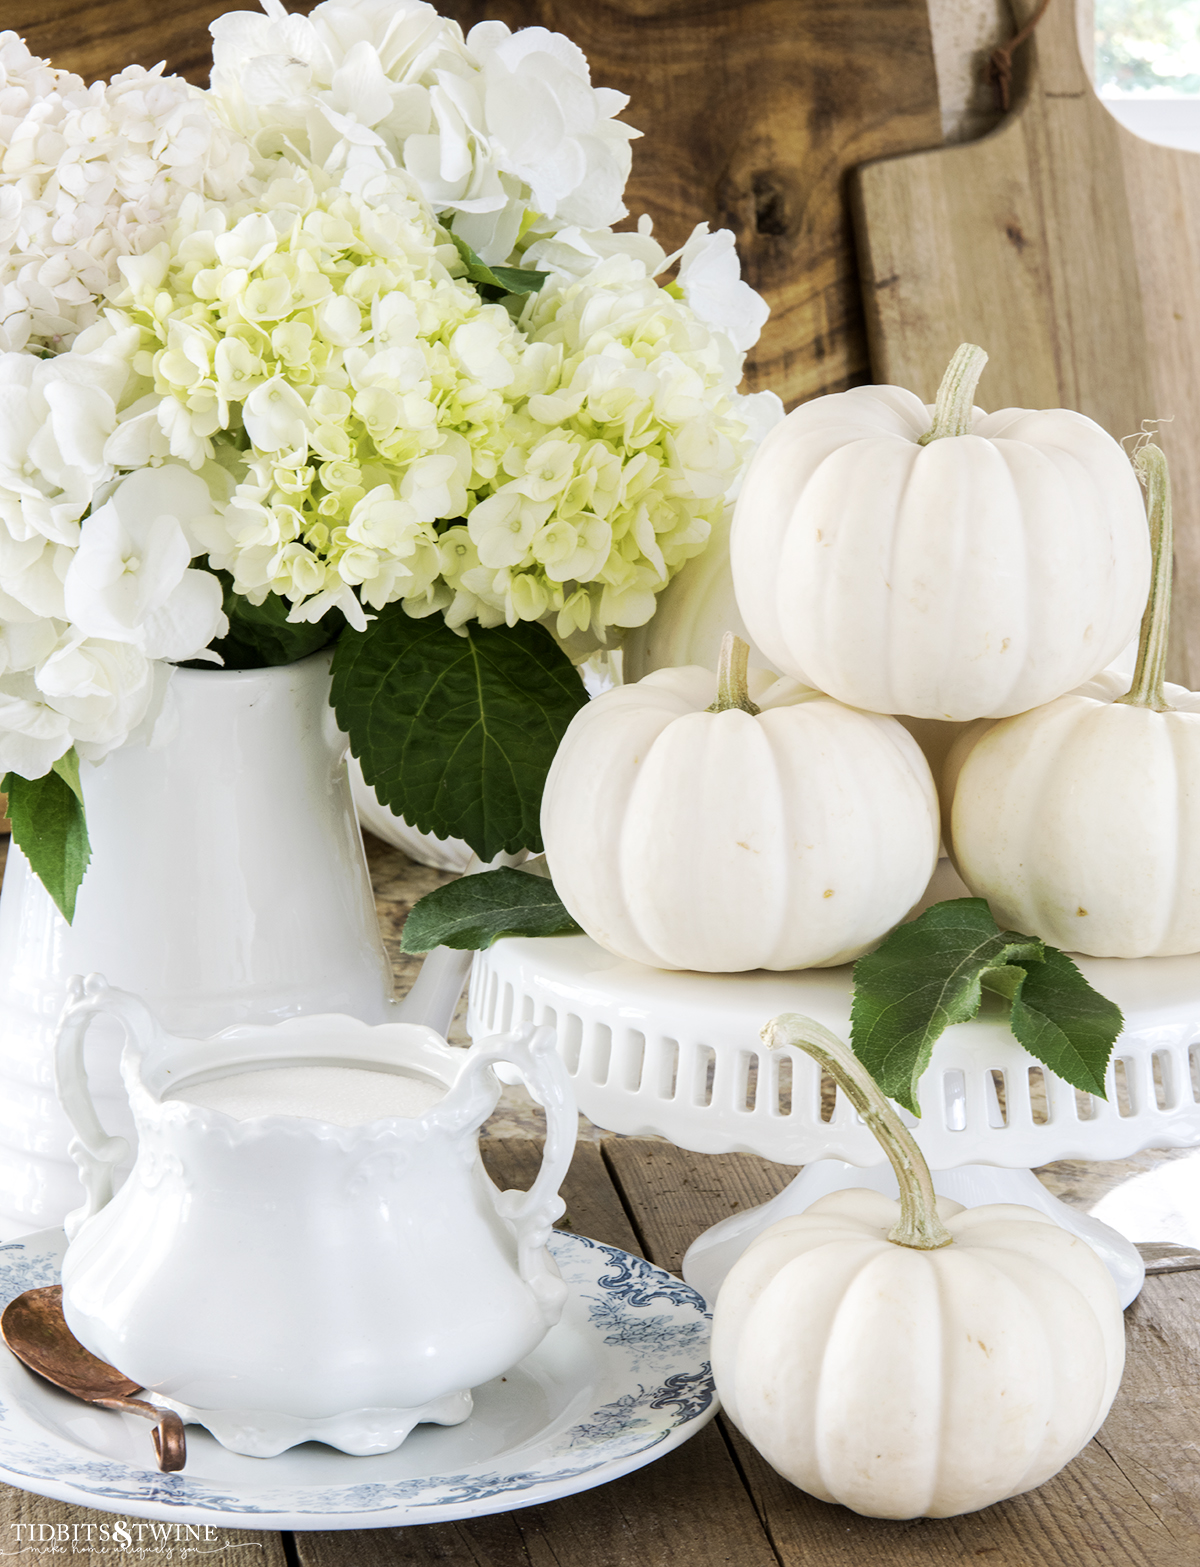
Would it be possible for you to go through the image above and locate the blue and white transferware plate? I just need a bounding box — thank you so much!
[0,1229,715,1530]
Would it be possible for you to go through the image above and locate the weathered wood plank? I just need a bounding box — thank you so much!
[10,0,286,89]
[295,1423,778,1567]
[482,1140,643,1257]
[1093,1270,1200,1540]
[601,1139,797,1276]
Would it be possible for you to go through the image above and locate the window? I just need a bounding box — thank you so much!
[1096,0,1200,150]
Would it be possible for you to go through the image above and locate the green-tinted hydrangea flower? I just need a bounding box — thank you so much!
[110,167,521,627]
[108,162,760,643]
[448,252,760,640]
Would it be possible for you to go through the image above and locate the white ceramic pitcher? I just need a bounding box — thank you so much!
[54,974,576,1458]
[0,652,397,1239]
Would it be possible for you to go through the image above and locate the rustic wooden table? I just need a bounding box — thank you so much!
[0,834,1197,1566]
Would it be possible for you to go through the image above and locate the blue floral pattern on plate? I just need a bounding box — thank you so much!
[0,1229,715,1529]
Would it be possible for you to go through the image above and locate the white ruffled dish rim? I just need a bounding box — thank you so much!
[0,1228,715,1530]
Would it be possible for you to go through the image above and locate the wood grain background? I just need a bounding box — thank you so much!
[12,0,944,409]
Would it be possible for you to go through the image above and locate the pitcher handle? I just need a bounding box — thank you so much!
[465,1024,575,1327]
[54,974,158,1241]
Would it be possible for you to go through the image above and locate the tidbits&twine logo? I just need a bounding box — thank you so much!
[5,1522,264,1558]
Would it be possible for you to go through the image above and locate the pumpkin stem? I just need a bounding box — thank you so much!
[707,632,761,716]
[763,1013,954,1250]
[1116,442,1172,714]
[917,343,989,446]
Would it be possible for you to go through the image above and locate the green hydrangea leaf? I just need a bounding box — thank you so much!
[331,605,587,862]
[184,570,343,671]
[850,898,1120,1115]
[401,865,582,952]
[449,233,548,299]
[50,747,84,805]
[2,753,91,923]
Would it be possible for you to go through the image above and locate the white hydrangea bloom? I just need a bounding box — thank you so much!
[63,465,226,660]
[672,223,771,358]
[523,215,770,369]
[0,675,75,778]
[32,635,158,761]
[96,146,771,649]
[0,323,228,775]
[0,633,164,776]
[209,0,638,264]
[0,31,254,351]
[443,249,765,642]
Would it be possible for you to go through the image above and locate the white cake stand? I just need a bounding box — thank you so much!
[467,876,1200,1310]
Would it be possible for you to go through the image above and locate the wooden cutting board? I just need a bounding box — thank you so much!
[21,1,944,410]
[852,0,1200,686]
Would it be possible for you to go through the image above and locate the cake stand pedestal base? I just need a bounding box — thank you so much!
[681,1160,1146,1308]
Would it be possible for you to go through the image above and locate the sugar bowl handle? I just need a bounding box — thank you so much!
[54,975,157,1241]
[466,1024,575,1326]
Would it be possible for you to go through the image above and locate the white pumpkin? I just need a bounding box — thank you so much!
[730,344,1150,722]
[540,635,939,972]
[712,1015,1125,1520]
[951,443,1200,957]
[622,506,776,682]
[895,714,973,847]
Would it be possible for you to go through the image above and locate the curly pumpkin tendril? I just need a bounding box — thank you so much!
[763,1013,954,1250]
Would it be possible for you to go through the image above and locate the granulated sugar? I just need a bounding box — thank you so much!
[169,1065,447,1126]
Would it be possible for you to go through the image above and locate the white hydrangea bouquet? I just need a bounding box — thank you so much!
[0,0,778,919]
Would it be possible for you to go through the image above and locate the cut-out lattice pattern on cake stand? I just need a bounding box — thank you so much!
[467,872,1200,1309]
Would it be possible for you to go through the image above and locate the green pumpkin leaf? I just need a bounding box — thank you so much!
[850,897,1121,1116]
[401,865,582,953]
[331,605,587,862]
[850,899,1043,1114]
[2,754,91,923]
[449,233,548,300]
[1003,946,1121,1100]
[851,899,1121,1114]
[184,569,343,671]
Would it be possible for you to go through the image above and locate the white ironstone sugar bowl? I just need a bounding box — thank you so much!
[53,974,575,1458]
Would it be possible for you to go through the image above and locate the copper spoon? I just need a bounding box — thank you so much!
[1,1286,186,1471]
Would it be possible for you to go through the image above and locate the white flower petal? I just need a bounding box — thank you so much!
[0,681,74,779]
[138,568,227,661]
[242,378,312,452]
[674,223,769,354]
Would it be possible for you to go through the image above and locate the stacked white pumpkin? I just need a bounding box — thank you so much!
[945,441,1200,957]
[543,343,1155,972]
